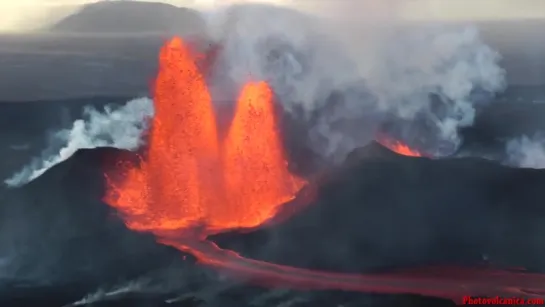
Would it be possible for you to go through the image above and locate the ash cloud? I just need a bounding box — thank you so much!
[206,2,506,162]
[4,97,153,187]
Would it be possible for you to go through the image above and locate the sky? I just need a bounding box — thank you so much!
[2,0,545,31]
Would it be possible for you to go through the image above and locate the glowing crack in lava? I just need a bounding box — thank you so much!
[104,37,545,303]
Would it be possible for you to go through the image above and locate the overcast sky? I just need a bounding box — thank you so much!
[2,0,545,31]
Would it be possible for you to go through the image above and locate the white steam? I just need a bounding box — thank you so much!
[66,280,147,306]
[206,3,506,161]
[506,135,545,169]
[4,97,154,187]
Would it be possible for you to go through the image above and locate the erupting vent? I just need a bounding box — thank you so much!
[104,37,305,235]
[103,37,545,304]
[378,137,422,157]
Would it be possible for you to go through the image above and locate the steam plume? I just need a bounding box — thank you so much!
[4,97,154,187]
[206,3,506,161]
[506,134,545,169]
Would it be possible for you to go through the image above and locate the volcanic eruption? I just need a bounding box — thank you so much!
[377,136,423,157]
[104,36,545,304]
[105,36,305,236]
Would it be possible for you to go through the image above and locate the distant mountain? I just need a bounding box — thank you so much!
[50,1,206,35]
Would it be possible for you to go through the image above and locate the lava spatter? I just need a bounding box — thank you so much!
[105,36,222,232]
[104,36,545,303]
[221,81,305,230]
[150,36,221,231]
[104,37,305,235]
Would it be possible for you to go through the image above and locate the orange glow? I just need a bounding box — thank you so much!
[221,81,306,229]
[378,137,422,157]
[103,37,545,303]
[104,36,305,236]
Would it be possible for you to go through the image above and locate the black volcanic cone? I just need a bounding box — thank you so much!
[213,141,545,273]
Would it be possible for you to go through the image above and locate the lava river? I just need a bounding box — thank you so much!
[104,37,545,304]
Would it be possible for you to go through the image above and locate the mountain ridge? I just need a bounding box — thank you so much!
[50,1,206,35]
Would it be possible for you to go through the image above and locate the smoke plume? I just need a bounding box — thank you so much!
[506,134,545,169]
[206,2,506,161]
[7,1,508,185]
[4,97,153,187]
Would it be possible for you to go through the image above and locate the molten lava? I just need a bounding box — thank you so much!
[104,36,545,304]
[105,37,304,235]
[222,81,306,230]
[377,137,422,157]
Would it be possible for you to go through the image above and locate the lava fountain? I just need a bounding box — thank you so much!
[104,37,545,304]
[105,36,304,236]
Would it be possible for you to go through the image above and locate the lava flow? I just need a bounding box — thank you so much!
[104,36,545,303]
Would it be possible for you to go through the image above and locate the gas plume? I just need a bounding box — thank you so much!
[506,134,545,169]
[4,97,153,187]
[205,2,506,161]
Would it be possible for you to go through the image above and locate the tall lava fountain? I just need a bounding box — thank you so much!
[104,37,545,303]
[105,37,305,236]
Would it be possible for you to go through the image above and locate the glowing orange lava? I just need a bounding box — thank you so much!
[377,137,422,157]
[221,81,305,230]
[104,36,305,236]
[104,37,545,303]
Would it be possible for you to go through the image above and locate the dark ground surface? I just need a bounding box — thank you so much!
[215,141,545,272]
[3,138,545,306]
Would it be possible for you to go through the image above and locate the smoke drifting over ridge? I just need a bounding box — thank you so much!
[6,1,508,185]
[206,2,506,161]
[5,98,153,187]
